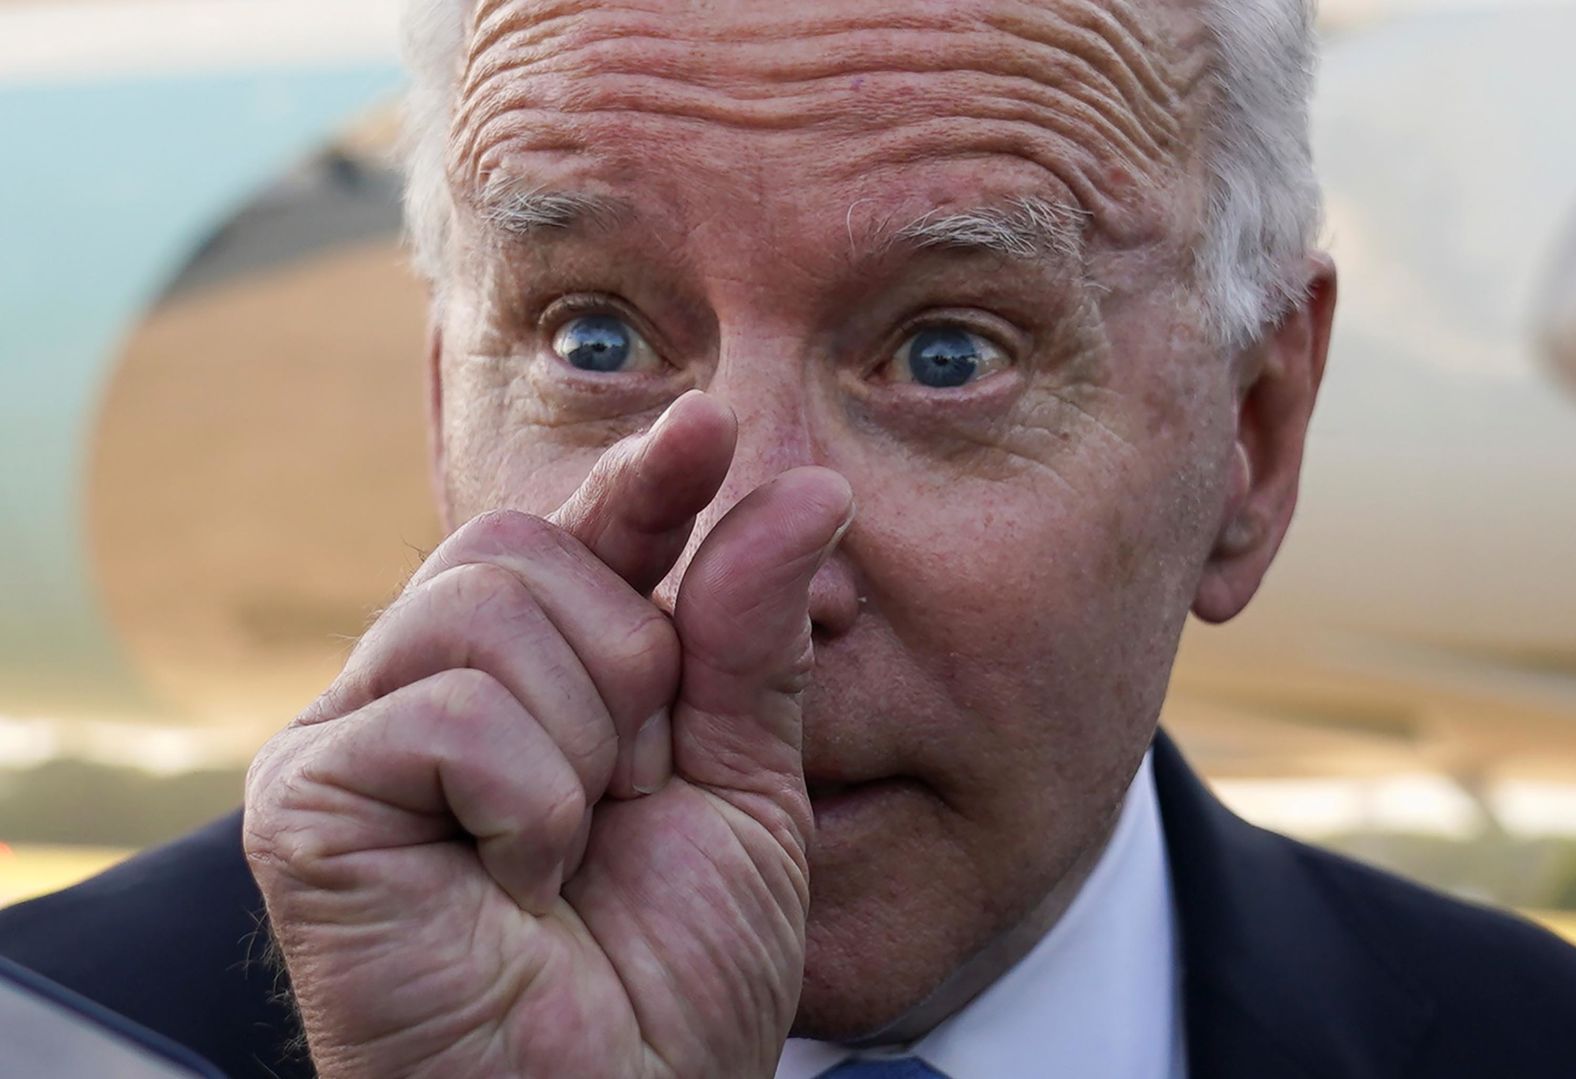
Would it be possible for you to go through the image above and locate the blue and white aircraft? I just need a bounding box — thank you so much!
[1,1,1573,809]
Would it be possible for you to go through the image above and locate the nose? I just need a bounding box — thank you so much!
[652,363,861,637]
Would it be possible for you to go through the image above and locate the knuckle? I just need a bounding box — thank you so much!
[435,560,535,620]
[562,717,619,778]
[592,604,680,715]
[538,776,587,853]
[243,738,284,807]
[426,667,516,727]
[453,508,560,560]
[241,742,337,879]
[297,668,370,727]
[243,729,307,818]
[550,729,618,803]
[425,563,561,659]
[770,634,817,697]
[605,609,681,683]
[242,806,320,878]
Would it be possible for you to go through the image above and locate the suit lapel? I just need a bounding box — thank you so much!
[1151,730,1434,1079]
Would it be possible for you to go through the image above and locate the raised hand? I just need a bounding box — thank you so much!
[243,391,854,1078]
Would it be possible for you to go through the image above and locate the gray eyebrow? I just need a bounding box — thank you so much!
[471,184,1086,267]
[473,181,628,238]
[888,196,1090,264]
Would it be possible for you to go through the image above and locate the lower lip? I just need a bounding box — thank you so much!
[808,778,914,827]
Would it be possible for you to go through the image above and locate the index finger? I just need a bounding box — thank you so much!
[408,390,736,597]
[551,389,736,594]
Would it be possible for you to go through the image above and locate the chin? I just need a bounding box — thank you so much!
[790,781,1090,1043]
[792,930,937,1041]
[790,840,1001,1042]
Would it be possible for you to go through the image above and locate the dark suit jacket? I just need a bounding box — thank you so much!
[3,731,1574,1077]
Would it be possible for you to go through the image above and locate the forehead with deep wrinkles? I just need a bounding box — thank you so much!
[447,0,1213,251]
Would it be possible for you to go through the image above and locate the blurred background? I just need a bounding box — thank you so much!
[2,0,1574,936]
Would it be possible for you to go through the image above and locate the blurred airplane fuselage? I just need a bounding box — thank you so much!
[0,2,1573,785]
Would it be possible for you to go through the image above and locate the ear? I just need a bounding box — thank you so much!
[1192,253,1337,623]
[424,315,457,535]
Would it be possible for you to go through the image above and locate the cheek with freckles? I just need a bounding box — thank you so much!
[437,291,642,522]
[439,393,599,523]
[821,303,1227,854]
[836,336,1222,781]
[845,456,1180,780]
[793,337,1229,1036]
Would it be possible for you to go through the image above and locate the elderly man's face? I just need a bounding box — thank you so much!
[433,0,1252,1038]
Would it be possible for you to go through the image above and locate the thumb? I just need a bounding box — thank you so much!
[669,467,854,816]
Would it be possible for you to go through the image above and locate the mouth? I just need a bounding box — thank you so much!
[805,776,919,826]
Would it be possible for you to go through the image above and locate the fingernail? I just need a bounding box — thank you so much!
[817,499,857,568]
[832,500,856,545]
[632,710,672,795]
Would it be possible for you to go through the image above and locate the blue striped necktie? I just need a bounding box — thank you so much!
[813,1058,950,1079]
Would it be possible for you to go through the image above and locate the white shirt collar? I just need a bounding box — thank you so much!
[776,749,1184,1079]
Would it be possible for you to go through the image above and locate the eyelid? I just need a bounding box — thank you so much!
[538,293,660,341]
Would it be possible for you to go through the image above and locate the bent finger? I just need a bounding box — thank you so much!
[550,389,737,594]
[247,668,587,914]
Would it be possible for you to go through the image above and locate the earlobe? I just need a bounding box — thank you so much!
[1193,434,1264,625]
[1192,255,1338,624]
[1213,442,1260,558]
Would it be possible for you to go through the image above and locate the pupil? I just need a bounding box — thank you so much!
[563,316,631,372]
[908,328,979,388]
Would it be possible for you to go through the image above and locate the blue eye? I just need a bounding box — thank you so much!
[898,327,1006,389]
[552,314,645,372]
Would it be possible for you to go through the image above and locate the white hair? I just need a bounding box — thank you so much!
[397,0,467,293]
[1196,0,1323,347]
[893,196,1089,264]
[397,0,1322,349]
